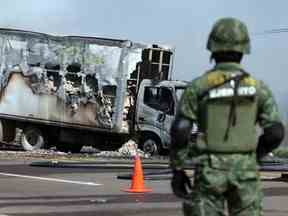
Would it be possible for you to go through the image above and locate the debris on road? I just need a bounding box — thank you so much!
[0,147,69,160]
[94,139,150,159]
[0,139,152,161]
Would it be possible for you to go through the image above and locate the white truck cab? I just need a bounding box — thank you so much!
[135,79,188,155]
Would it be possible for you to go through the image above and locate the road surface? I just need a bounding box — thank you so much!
[0,159,287,215]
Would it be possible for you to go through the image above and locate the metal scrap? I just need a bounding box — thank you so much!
[95,139,150,158]
[0,31,126,129]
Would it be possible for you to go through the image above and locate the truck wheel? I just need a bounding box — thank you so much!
[141,133,163,156]
[21,127,45,151]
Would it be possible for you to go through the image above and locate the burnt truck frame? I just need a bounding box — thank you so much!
[0,28,186,154]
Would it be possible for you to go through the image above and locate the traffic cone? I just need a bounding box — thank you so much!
[122,155,152,193]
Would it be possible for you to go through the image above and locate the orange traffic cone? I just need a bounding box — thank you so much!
[122,155,152,193]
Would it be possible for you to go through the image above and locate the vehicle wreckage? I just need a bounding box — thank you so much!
[0,28,188,154]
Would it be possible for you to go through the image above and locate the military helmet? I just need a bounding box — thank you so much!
[207,17,250,54]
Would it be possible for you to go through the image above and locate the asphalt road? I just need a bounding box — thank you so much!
[0,159,287,215]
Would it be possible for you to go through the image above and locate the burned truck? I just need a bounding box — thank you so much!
[0,28,187,154]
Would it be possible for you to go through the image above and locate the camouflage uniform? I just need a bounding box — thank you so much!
[170,18,282,216]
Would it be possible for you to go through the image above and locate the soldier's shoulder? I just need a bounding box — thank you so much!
[256,80,274,99]
[239,72,265,88]
[240,74,273,102]
[205,70,227,87]
[245,76,271,92]
[190,72,211,87]
[184,75,207,94]
[256,79,269,89]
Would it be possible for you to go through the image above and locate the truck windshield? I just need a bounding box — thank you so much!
[175,87,186,102]
[144,87,174,115]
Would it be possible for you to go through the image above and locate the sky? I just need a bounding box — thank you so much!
[0,0,288,116]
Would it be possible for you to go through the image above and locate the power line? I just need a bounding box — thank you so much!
[254,28,288,36]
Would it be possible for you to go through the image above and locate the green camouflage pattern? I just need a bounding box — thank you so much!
[183,153,263,216]
[171,62,281,169]
[207,17,251,54]
[170,62,281,215]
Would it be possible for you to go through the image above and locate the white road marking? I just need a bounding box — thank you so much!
[0,172,101,186]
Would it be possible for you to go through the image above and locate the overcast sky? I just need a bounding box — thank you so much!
[1,0,288,115]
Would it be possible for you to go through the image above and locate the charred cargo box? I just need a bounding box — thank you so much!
[0,28,175,152]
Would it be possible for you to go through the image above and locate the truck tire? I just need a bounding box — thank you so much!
[140,133,164,156]
[21,127,45,151]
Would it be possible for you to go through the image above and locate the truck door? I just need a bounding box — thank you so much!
[136,85,175,146]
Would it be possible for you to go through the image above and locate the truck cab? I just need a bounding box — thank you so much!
[135,79,188,155]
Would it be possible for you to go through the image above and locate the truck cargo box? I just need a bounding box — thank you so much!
[0,28,174,137]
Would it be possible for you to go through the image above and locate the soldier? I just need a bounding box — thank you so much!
[170,17,284,215]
